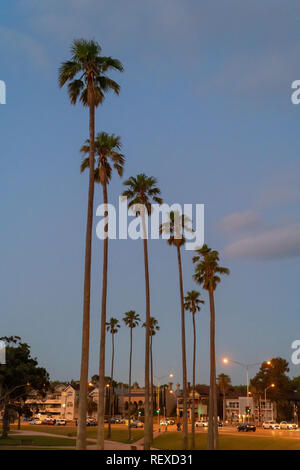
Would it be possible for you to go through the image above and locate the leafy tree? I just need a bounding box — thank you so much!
[0,336,49,438]
[123,310,141,441]
[160,210,193,449]
[193,245,229,450]
[59,38,123,450]
[122,174,162,449]
[184,290,204,449]
[105,317,120,437]
[251,358,293,421]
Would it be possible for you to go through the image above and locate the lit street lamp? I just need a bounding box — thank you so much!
[263,383,275,421]
[222,357,272,420]
[154,373,174,424]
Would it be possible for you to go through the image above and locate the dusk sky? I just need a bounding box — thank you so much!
[1,0,300,388]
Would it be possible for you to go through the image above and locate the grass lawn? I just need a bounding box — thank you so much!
[6,424,143,444]
[0,435,79,447]
[154,432,300,450]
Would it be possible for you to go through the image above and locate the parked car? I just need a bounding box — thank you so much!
[111,417,121,424]
[29,419,42,425]
[86,418,97,426]
[218,421,223,427]
[195,420,208,427]
[280,421,298,430]
[42,418,56,425]
[130,420,143,428]
[263,420,278,429]
[55,419,66,426]
[237,422,256,432]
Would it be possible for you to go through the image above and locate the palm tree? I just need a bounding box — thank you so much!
[122,174,162,449]
[160,210,192,449]
[184,290,204,449]
[143,316,160,442]
[193,245,229,450]
[105,317,120,438]
[80,131,125,448]
[217,373,231,423]
[58,39,123,450]
[123,310,141,442]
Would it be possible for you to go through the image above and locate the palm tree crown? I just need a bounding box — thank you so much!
[81,132,125,185]
[58,39,123,106]
[217,373,232,393]
[160,210,193,248]
[123,311,141,328]
[142,317,160,336]
[193,244,230,291]
[122,174,163,215]
[184,290,204,313]
[106,318,120,335]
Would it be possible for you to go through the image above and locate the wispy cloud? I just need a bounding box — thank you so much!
[224,224,300,260]
[219,210,262,234]
[0,26,49,68]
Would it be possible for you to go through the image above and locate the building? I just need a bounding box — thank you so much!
[25,384,79,421]
[176,383,208,420]
[225,396,275,423]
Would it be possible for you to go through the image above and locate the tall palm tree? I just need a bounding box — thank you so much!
[122,174,162,449]
[143,316,160,442]
[160,210,192,449]
[81,132,125,448]
[123,310,141,441]
[217,373,231,423]
[193,245,229,450]
[58,39,123,450]
[105,317,120,438]
[184,290,204,449]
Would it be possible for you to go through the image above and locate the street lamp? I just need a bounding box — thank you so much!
[154,373,174,424]
[222,358,272,399]
[263,383,275,421]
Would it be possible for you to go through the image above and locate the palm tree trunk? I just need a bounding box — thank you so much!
[107,333,114,438]
[150,334,154,443]
[128,327,132,441]
[192,311,196,449]
[76,101,95,450]
[223,391,226,424]
[207,288,218,450]
[97,182,109,449]
[176,245,188,450]
[141,210,151,450]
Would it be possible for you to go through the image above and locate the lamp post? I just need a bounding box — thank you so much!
[264,383,275,421]
[154,373,174,425]
[222,358,272,420]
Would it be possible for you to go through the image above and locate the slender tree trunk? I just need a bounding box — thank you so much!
[207,288,218,450]
[150,334,154,443]
[18,411,21,430]
[97,182,109,449]
[177,246,188,450]
[142,210,151,450]
[192,311,196,449]
[107,333,114,438]
[223,391,226,424]
[76,101,95,450]
[128,327,132,441]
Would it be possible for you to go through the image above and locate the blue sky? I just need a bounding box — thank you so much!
[1,0,300,387]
